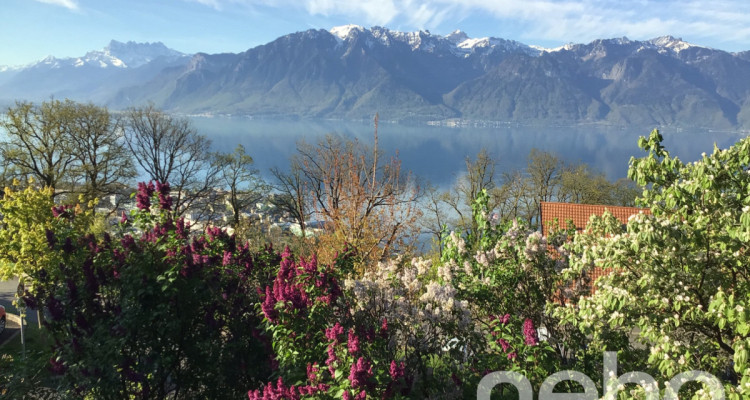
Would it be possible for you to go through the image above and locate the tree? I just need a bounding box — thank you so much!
[0,100,78,198]
[419,183,452,257]
[294,116,421,264]
[554,130,750,397]
[558,163,639,206]
[67,102,135,211]
[443,149,502,238]
[270,158,311,239]
[123,104,219,218]
[0,180,95,329]
[524,148,564,225]
[215,144,267,230]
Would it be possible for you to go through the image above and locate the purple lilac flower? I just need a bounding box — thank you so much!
[261,286,278,323]
[523,318,539,346]
[325,322,345,342]
[155,181,172,211]
[45,229,56,249]
[347,329,360,354]
[135,181,155,211]
[389,360,405,381]
[222,250,233,266]
[348,357,374,390]
[51,204,74,219]
[62,237,74,254]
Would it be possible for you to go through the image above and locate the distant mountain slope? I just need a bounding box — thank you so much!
[0,40,189,104]
[3,28,750,129]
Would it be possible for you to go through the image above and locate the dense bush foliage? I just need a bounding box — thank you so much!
[13,182,273,398]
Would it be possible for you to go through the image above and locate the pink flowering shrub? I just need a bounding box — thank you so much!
[27,181,275,399]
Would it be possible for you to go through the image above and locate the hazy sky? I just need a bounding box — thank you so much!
[3,0,750,65]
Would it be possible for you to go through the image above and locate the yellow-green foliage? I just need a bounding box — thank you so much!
[0,180,57,281]
[0,180,91,290]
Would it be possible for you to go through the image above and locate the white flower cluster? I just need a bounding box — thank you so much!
[344,257,472,353]
[524,231,547,261]
[448,231,466,255]
[503,220,527,248]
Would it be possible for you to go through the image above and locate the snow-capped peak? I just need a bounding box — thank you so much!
[329,25,541,57]
[330,25,365,41]
[649,35,695,53]
[100,40,184,68]
[16,40,186,71]
[445,30,469,44]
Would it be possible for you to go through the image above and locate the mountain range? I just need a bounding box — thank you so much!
[2,26,750,129]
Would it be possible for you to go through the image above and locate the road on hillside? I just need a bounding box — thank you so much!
[0,277,39,324]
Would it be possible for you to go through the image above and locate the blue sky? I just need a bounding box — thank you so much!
[3,0,750,66]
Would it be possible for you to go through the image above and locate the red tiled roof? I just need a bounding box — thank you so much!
[541,202,651,299]
[540,202,650,237]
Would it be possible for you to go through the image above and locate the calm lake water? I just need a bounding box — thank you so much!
[191,117,748,188]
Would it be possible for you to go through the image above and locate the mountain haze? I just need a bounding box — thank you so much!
[3,27,750,129]
[0,40,189,104]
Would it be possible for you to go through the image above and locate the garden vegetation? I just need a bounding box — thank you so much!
[0,100,747,399]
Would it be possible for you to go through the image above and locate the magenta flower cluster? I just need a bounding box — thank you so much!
[135,181,155,211]
[51,204,76,219]
[136,181,173,212]
[247,377,327,400]
[523,318,538,346]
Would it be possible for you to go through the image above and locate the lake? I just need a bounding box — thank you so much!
[191,117,748,189]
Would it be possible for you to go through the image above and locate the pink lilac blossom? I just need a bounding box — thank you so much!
[347,329,360,354]
[523,318,538,346]
[348,357,374,390]
[155,181,172,211]
[135,181,155,211]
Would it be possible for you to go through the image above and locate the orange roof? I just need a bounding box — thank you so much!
[540,202,650,236]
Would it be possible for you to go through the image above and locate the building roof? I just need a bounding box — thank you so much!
[541,202,651,297]
[540,202,650,236]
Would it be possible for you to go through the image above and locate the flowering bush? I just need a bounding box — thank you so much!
[553,130,750,398]
[253,249,475,398]
[25,181,273,399]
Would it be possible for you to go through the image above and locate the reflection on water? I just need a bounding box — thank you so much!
[191,117,748,187]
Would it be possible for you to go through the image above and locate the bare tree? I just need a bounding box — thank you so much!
[0,100,78,198]
[294,115,422,264]
[68,102,135,212]
[524,149,564,225]
[270,158,310,238]
[419,183,451,257]
[215,144,267,229]
[123,104,219,218]
[443,149,502,235]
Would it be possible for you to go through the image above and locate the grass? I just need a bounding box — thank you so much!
[0,323,61,398]
[2,321,50,354]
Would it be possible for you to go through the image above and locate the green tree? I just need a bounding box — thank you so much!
[554,129,750,398]
[559,163,639,206]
